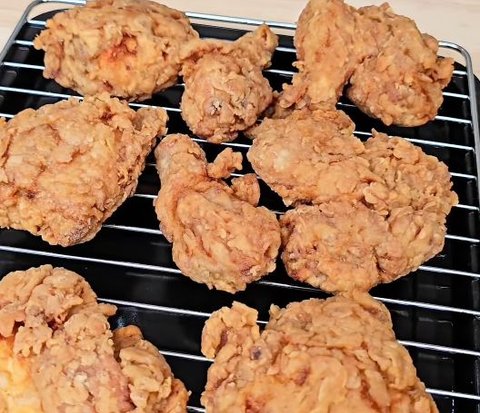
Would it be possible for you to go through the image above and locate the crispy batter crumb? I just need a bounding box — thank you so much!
[0,94,167,246]
[201,295,438,413]
[155,134,280,293]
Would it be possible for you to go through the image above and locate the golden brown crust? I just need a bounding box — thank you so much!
[180,25,278,143]
[277,0,453,126]
[347,5,454,126]
[201,296,438,413]
[0,265,189,413]
[0,94,167,246]
[113,326,189,413]
[34,0,198,101]
[247,109,378,206]
[272,128,457,293]
[154,134,281,293]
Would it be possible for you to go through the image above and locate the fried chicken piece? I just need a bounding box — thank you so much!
[154,134,281,293]
[247,108,379,206]
[180,25,278,143]
[113,326,189,413]
[280,202,408,293]
[278,0,372,110]
[0,94,167,246]
[277,0,453,127]
[34,0,198,101]
[201,295,438,413]
[0,265,188,413]
[361,131,459,216]
[278,131,457,293]
[280,201,449,293]
[347,4,454,126]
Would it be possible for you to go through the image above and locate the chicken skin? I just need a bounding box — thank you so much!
[277,0,453,126]
[0,94,167,246]
[180,25,278,143]
[0,265,189,413]
[201,295,438,413]
[247,108,379,206]
[34,0,199,101]
[154,134,281,293]
[277,131,457,293]
[347,4,454,126]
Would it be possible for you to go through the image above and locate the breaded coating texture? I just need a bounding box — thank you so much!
[247,109,379,206]
[0,265,188,413]
[34,0,199,101]
[277,0,453,126]
[0,95,167,246]
[180,25,278,143]
[347,4,454,126]
[201,295,438,413]
[276,131,457,293]
[113,326,190,413]
[361,132,458,216]
[154,134,281,293]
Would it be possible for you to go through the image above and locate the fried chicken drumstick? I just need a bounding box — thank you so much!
[0,265,188,413]
[34,0,199,101]
[180,25,278,143]
[201,294,438,413]
[154,134,280,293]
[277,0,453,126]
[0,94,167,246]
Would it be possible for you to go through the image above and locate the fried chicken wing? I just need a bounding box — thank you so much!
[154,134,281,293]
[34,0,199,101]
[180,25,278,143]
[277,0,453,127]
[247,109,379,206]
[0,265,188,413]
[347,4,454,126]
[278,131,457,293]
[0,95,167,246]
[201,295,438,413]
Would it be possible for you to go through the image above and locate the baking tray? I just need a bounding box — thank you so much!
[0,1,480,412]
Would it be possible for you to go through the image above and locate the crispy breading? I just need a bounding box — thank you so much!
[113,326,189,413]
[280,202,408,293]
[247,109,379,206]
[276,130,457,293]
[277,0,453,127]
[34,0,199,101]
[361,131,459,216]
[180,25,278,143]
[347,4,454,126]
[154,134,281,293]
[0,265,188,413]
[201,295,438,413]
[0,94,167,246]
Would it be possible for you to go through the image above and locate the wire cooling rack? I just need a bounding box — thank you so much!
[0,1,480,412]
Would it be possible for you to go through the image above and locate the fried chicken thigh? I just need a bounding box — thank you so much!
[277,131,457,293]
[154,134,281,293]
[180,25,278,143]
[0,95,167,246]
[247,109,378,206]
[347,4,454,126]
[277,0,453,126]
[34,0,198,101]
[201,295,438,413]
[0,265,188,413]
